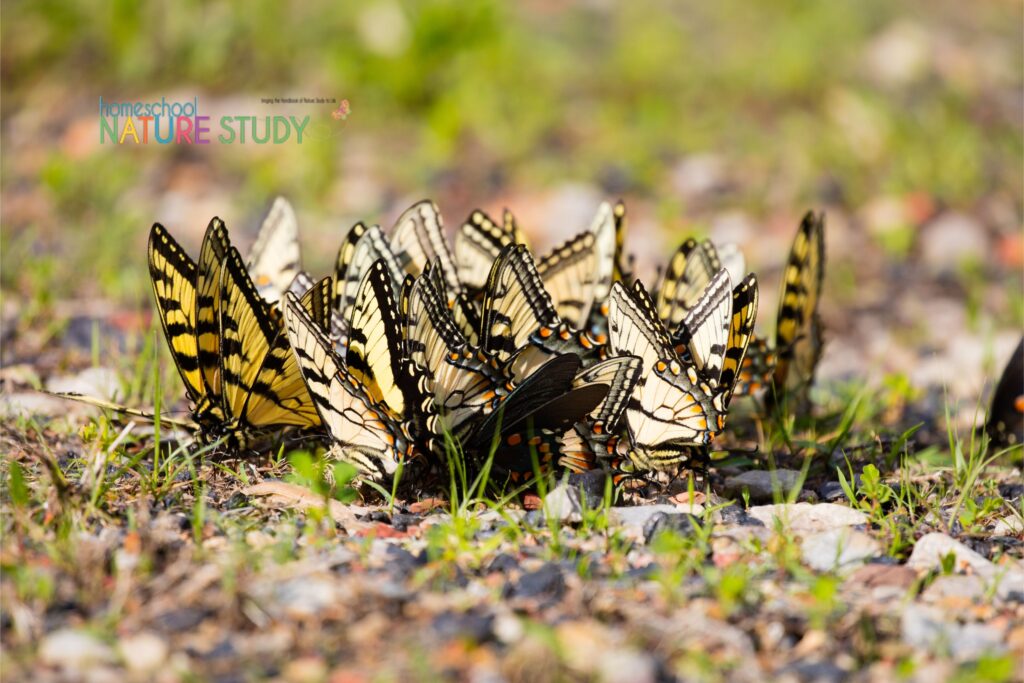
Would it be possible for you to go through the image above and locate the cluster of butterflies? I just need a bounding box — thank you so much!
[137,196,840,491]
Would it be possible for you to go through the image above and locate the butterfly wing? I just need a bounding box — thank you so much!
[390,199,462,294]
[218,246,319,429]
[283,293,408,480]
[455,209,524,295]
[247,197,301,304]
[148,223,205,404]
[985,337,1024,448]
[655,238,721,332]
[481,244,562,366]
[718,274,759,406]
[671,269,733,388]
[773,211,825,391]
[407,268,506,440]
[537,230,599,330]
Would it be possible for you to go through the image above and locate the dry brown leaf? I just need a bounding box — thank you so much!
[243,482,370,532]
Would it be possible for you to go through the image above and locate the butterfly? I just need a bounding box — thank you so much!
[984,337,1024,449]
[607,268,757,471]
[332,221,406,349]
[481,244,605,382]
[283,262,432,482]
[536,230,600,332]
[653,212,824,403]
[390,201,481,343]
[454,208,528,297]
[766,211,826,398]
[149,219,320,449]
[246,197,305,304]
[583,200,632,342]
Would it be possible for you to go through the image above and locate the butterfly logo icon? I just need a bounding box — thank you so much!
[332,99,351,121]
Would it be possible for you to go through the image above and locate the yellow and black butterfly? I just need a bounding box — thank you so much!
[766,211,826,397]
[558,354,643,473]
[391,201,482,344]
[455,208,527,297]
[536,230,600,332]
[331,222,405,349]
[406,263,510,443]
[246,197,303,304]
[390,200,463,297]
[283,262,433,481]
[481,244,605,382]
[406,260,609,481]
[984,337,1024,450]
[607,269,757,472]
[583,200,631,342]
[149,220,320,448]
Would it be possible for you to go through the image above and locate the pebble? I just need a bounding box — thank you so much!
[45,366,121,400]
[801,528,881,572]
[991,516,1024,535]
[39,629,115,669]
[273,576,342,617]
[920,211,989,274]
[723,470,804,503]
[511,564,565,600]
[901,604,1006,660]
[118,632,168,672]
[745,503,869,533]
[556,620,614,674]
[432,610,494,643]
[643,512,703,544]
[598,648,657,683]
[909,533,1024,601]
[541,483,583,523]
[716,504,765,527]
[609,504,679,532]
[922,575,985,602]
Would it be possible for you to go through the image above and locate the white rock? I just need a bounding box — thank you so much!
[598,648,656,683]
[39,629,115,669]
[609,505,678,531]
[801,528,881,572]
[118,632,168,672]
[46,366,121,400]
[901,605,1006,660]
[991,516,1024,535]
[920,212,989,274]
[908,533,1024,600]
[746,503,869,533]
[542,483,583,524]
[724,470,803,503]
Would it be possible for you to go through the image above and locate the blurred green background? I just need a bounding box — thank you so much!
[1,0,1021,375]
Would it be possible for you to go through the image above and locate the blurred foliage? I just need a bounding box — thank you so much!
[1,0,1021,303]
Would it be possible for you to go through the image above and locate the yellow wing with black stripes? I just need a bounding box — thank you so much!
[773,211,825,391]
[218,246,320,428]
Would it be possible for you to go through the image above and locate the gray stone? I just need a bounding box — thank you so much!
[46,366,121,400]
[922,575,985,602]
[949,622,1006,661]
[901,605,1006,660]
[609,505,679,531]
[746,503,869,533]
[801,528,881,572]
[39,629,115,669]
[598,648,657,683]
[542,483,583,524]
[724,469,803,503]
[908,533,1024,601]
[920,212,989,274]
